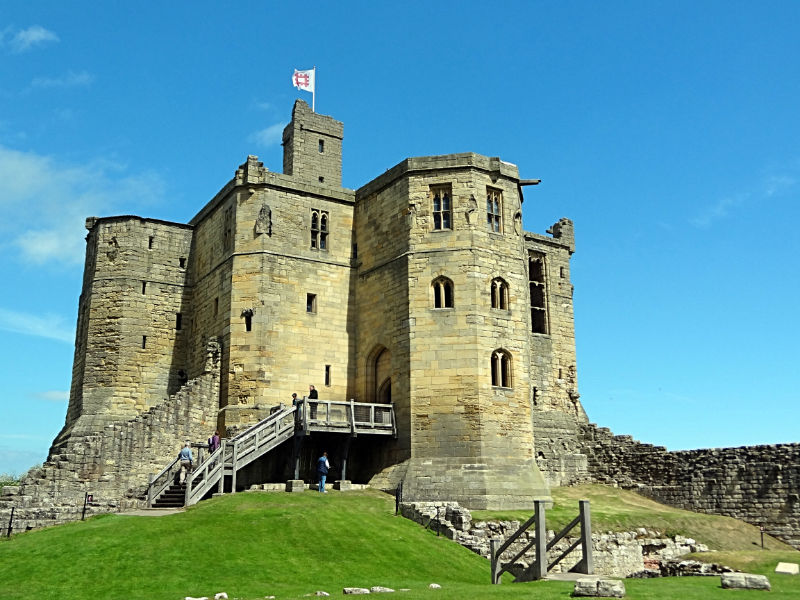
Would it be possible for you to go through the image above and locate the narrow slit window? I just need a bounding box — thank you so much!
[142,282,147,295]
[320,214,328,250]
[245,314,252,332]
[307,293,317,313]
[142,336,147,349]
[214,297,219,316]
[431,186,452,230]
[176,313,182,331]
[319,139,324,153]
[352,243,358,259]
[487,188,502,233]
[179,257,186,268]
[148,236,154,249]
[560,266,565,278]
[325,365,331,386]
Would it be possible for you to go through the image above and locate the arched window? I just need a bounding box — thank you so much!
[491,349,512,388]
[491,278,509,310]
[432,277,454,309]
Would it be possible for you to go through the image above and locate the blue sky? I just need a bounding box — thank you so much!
[1,2,798,474]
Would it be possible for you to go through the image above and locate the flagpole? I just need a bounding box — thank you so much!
[313,66,316,112]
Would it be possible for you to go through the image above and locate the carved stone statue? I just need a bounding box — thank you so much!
[256,204,272,236]
[465,194,479,226]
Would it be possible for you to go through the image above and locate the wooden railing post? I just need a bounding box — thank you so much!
[349,399,356,434]
[490,538,502,584]
[218,439,227,494]
[147,473,155,508]
[184,470,193,506]
[532,500,547,580]
[575,500,593,574]
[230,441,239,494]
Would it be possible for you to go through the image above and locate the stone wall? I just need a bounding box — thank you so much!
[399,501,708,578]
[578,423,800,550]
[0,342,220,535]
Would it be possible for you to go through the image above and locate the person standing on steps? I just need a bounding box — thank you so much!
[208,431,220,454]
[317,451,330,493]
[178,442,193,484]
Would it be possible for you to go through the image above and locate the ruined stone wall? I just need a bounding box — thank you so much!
[0,344,220,534]
[578,423,800,550]
[56,217,193,451]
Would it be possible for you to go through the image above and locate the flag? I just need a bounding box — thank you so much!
[293,69,315,93]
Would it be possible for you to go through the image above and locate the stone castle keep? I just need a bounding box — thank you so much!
[1,100,797,550]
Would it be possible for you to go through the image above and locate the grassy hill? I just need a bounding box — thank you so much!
[0,487,798,600]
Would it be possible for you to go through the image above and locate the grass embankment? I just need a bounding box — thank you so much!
[0,487,798,600]
[473,484,794,552]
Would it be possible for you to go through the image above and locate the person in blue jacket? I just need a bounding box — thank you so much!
[317,452,330,493]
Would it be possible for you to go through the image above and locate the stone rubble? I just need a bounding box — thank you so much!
[775,562,799,575]
[428,583,441,589]
[370,587,394,593]
[343,589,370,595]
[400,501,710,578]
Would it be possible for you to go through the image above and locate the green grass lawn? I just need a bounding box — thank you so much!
[473,484,795,552]
[1,488,798,600]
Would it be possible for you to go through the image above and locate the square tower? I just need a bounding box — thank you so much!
[282,99,344,187]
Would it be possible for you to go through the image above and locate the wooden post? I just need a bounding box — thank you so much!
[574,500,593,574]
[184,470,193,506]
[349,399,356,434]
[230,441,238,494]
[198,446,204,467]
[391,402,397,438]
[532,500,547,580]
[147,473,155,508]
[217,439,226,494]
[490,538,502,584]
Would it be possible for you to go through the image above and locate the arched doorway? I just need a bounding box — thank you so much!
[378,377,391,404]
[366,344,392,403]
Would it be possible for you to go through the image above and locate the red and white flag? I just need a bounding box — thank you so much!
[293,69,315,93]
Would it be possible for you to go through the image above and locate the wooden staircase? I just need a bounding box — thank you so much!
[152,483,187,508]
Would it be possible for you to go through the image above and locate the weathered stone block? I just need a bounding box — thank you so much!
[721,573,770,590]
[286,480,305,493]
[775,562,798,575]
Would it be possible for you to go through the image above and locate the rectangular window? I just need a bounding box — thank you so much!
[245,314,252,332]
[214,297,219,316]
[176,313,182,331]
[352,243,358,259]
[529,255,548,334]
[487,188,502,233]
[310,209,329,250]
[142,335,147,349]
[307,293,317,313]
[431,185,452,230]
[319,139,324,153]
[324,365,331,386]
[142,282,147,295]
[148,236,154,250]
[179,257,186,269]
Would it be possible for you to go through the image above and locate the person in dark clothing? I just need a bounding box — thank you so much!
[317,451,329,493]
[208,431,220,453]
[308,385,319,420]
[308,385,318,399]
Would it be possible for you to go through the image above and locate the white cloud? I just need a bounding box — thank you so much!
[0,144,165,265]
[250,122,287,147]
[690,196,745,228]
[0,447,44,475]
[28,391,70,401]
[9,26,59,53]
[31,70,93,89]
[0,307,74,343]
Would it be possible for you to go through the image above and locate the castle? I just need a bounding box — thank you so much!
[1,101,797,549]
